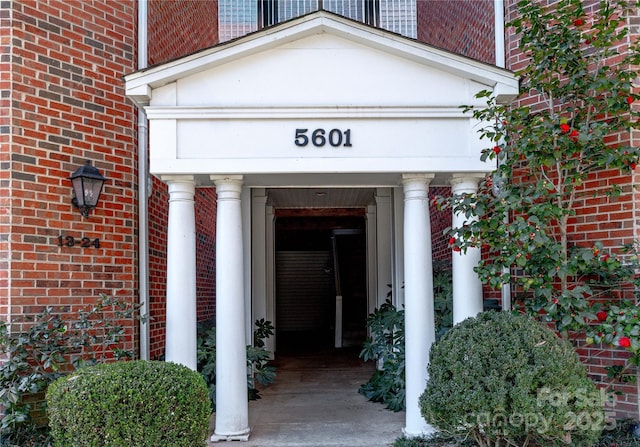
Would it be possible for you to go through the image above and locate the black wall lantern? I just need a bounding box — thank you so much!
[69,160,107,217]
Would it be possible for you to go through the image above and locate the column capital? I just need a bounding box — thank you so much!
[252,188,267,200]
[163,176,195,201]
[450,173,485,188]
[401,173,435,185]
[161,174,195,183]
[402,174,434,200]
[211,174,243,184]
[161,175,195,192]
[375,195,391,206]
[375,187,391,203]
[212,175,244,198]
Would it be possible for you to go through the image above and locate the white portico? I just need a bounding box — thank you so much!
[125,10,517,441]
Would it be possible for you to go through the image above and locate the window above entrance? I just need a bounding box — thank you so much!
[219,0,416,42]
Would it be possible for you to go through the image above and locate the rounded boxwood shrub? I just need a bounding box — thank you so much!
[46,360,211,447]
[420,311,604,447]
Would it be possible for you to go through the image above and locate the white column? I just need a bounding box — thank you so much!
[375,189,392,308]
[265,205,276,355]
[402,174,436,437]
[451,175,484,325]
[393,187,405,308]
[242,187,252,345]
[163,175,197,370]
[211,175,250,442]
[251,189,268,332]
[366,204,378,316]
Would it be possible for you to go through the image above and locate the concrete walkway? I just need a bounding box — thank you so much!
[209,348,405,447]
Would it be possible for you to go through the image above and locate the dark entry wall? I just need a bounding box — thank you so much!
[274,215,367,352]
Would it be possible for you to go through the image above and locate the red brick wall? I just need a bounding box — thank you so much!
[0,2,11,323]
[504,0,640,419]
[195,188,217,323]
[417,0,496,64]
[148,0,218,66]
[2,0,138,354]
[430,186,452,264]
[148,177,168,359]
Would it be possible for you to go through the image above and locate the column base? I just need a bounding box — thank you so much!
[211,428,251,442]
[403,423,437,438]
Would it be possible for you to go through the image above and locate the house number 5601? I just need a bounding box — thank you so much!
[294,128,352,147]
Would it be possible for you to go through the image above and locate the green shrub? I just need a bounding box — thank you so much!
[392,433,477,447]
[359,267,453,412]
[420,311,604,447]
[0,294,137,447]
[432,264,453,338]
[197,319,276,411]
[359,298,406,411]
[46,360,210,447]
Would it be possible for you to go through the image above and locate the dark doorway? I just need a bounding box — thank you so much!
[275,215,367,354]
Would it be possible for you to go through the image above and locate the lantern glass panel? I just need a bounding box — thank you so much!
[84,178,104,208]
[72,177,87,207]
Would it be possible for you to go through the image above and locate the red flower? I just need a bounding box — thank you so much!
[448,237,456,245]
[569,129,579,142]
[601,254,610,261]
[560,123,571,133]
[631,162,637,170]
[596,311,608,322]
[493,145,501,155]
[627,96,634,105]
[618,336,632,348]
[573,18,584,26]
[452,246,461,253]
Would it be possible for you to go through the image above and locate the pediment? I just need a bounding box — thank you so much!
[125,10,517,108]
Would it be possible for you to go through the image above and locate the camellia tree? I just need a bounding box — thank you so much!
[439,0,640,377]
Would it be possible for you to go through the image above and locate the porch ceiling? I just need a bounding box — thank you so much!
[266,187,376,208]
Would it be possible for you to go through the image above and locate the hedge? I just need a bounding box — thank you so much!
[47,360,211,447]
